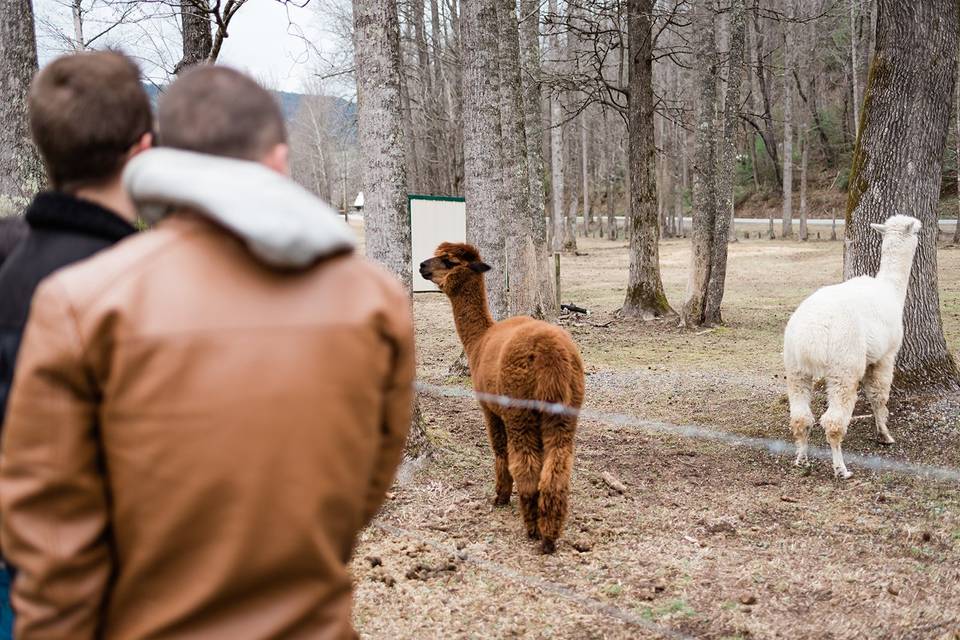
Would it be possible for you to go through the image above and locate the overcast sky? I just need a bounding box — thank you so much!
[34,0,341,94]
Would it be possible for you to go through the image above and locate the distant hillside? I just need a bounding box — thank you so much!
[143,84,351,123]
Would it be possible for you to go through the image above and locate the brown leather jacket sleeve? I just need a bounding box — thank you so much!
[0,277,111,639]
[362,284,415,527]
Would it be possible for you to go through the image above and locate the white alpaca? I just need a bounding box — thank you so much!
[783,215,921,479]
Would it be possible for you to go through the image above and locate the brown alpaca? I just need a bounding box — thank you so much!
[420,243,584,554]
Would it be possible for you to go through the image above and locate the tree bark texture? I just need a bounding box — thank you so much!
[497,0,544,318]
[0,0,43,209]
[518,0,557,315]
[748,5,782,188]
[781,9,794,238]
[461,0,508,320]
[843,0,960,391]
[177,0,212,73]
[353,0,428,454]
[621,0,671,319]
[799,127,809,241]
[703,0,746,324]
[680,0,719,328]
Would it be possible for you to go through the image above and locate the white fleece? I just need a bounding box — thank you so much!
[123,148,356,269]
[783,214,922,379]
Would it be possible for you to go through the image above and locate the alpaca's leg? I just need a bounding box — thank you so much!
[822,376,859,480]
[863,356,896,445]
[537,415,576,555]
[483,408,512,506]
[787,371,815,467]
[505,415,544,541]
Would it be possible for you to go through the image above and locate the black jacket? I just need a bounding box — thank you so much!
[0,192,136,425]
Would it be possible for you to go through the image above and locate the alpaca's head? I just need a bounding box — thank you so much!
[419,242,491,293]
[871,215,921,259]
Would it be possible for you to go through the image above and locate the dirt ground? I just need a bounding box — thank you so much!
[350,230,960,640]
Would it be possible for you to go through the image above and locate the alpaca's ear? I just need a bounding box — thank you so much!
[469,261,492,273]
[869,223,887,234]
[909,219,922,234]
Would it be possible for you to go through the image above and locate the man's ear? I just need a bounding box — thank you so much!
[261,143,290,176]
[469,261,491,273]
[129,132,153,159]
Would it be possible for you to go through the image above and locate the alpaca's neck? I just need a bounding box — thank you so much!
[449,277,494,356]
[875,248,916,299]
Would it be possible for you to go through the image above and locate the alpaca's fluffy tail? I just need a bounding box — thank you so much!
[531,336,581,408]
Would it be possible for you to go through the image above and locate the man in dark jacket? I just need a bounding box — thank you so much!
[0,51,152,425]
[0,51,152,640]
[0,218,27,268]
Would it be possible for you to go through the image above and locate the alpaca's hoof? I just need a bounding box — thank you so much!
[493,495,510,507]
[834,468,853,480]
[540,539,556,555]
[878,435,895,445]
[794,455,809,468]
[527,528,541,541]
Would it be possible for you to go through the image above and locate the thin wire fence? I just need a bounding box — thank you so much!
[415,381,960,483]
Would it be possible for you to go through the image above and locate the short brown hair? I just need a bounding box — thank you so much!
[29,51,152,189]
[157,66,287,160]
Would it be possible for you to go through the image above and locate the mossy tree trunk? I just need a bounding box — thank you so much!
[353,0,429,455]
[621,0,672,319]
[844,0,960,392]
[0,0,43,210]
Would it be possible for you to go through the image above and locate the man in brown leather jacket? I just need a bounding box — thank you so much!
[0,66,414,639]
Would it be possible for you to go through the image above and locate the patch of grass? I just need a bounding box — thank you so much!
[604,583,624,598]
[640,599,696,621]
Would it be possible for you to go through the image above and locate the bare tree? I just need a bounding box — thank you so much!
[353,0,428,453]
[781,3,794,238]
[681,0,745,327]
[621,0,671,319]
[461,0,507,320]
[844,0,960,390]
[0,0,44,212]
[849,0,860,140]
[519,0,557,315]
[176,0,213,72]
[497,0,545,318]
[703,0,746,323]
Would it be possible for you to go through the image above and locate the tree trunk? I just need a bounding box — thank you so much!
[704,0,746,323]
[799,126,809,241]
[497,0,544,318]
[956,58,960,246]
[748,4,783,188]
[850,0,861,141]
[844,0,960,391]
[461,0,508,320]
[581,112,590,234]
[604,112,618,240]
[547,0,565,253]
[621,0,672,319]
[353,0,429,454]
[703,0,746,325]
[781,8,794,238]
[518,0,557,316]
[0,0,43,211]
[177,0,212,73]
[681,0,719,329]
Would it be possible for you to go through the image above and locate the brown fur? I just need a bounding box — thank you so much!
[420,243,585,554]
